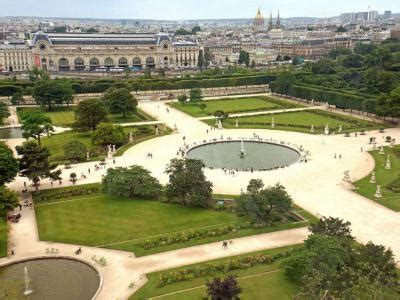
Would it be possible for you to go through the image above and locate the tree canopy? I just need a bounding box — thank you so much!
[92,122,127,146]
[0,186,18,218]
[0,142,19,185]
[73,98,108,131]
[21,110,54,148]
[165,158,213,208]
[63,140,87,162]
[206,276,241,300]
[101,87,137,118]
[32,80,74,109]
[102,165,162,199]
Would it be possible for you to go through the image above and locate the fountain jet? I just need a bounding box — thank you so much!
[240,139,246,157]
[23,266,33,296]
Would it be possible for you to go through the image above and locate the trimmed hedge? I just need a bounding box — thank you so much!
[33,184,100,202]
[158,251,291,287]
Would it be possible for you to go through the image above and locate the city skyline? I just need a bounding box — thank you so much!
[0,0,398,20]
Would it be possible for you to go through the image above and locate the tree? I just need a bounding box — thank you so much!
[28,66,49,81]
[158,68,166,78]
[92,123,127,147]
[102,166,162,199]
[340,53,364,68]
[206,276,242,300]
[328,47,351,59]
[269,72,295,94]
[175,28,191,35]
[165,158,213,208]
[11,91,24,105]
[0,186,18,218]
[63,140,87,162]
[0,102,10,123]
[311,58,336,74]
[309,216,354,239]
[0,142,19,185]
[236,180,293,225]
[204,47,212,68]
[376,86,400,118]
[336,25,348,32]
[177,94,188,104]
[0,85,22,99]
[354,43,376,55]
[238,50,250,67]
[197,49,205,71]
[191,25,201,34]
[101,88,137,118]
[21,111,54,148]
[32,80,74,109]
[73,98,108,131]
[189,88,203,103]
[16,140,61,191]
[69,172,77,185]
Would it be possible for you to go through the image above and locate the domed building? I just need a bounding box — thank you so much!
[253,8,265,32]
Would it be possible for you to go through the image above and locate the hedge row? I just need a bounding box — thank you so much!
[33,184,100,202]
[142,223,252,250]
[158,251,291,287]
[270,82,377,113]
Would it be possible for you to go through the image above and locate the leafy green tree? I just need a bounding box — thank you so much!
[309,216,354,239]
[238,50,250,67]
[204,47,212,68]
[206,276,242,300]
[21,111,54,148]
[354,43,376,55]
[0,142,19,185]
[175,28,191,35]
[92,123,127,146]
[0,102,10,124]
[28,66,49,81]
[165,158,213,208]
[311,59,336,74]
[340,54,364,68]
[189,88,203,103]
[377,86,400,118]
[366,47,393,70]
[16,140,61,191]
[177,94,188,104]
[32,80,74,109]
[269,72,295,94]
[191,26,201,34]
[236,180,292,225]
[101,87,137,118]
[63,140,87,162]
[336,25,347,32]
[11,92,24,105]
[0,186,18,218]
[73,98,108,131]
[158,68,166,78]
[102,165,162,199]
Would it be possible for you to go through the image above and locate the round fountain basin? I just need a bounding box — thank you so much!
[0,258,100,300]
[187,141,301,170]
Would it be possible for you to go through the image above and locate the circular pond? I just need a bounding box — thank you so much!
[187,141,300,170]
[0,258,100,300]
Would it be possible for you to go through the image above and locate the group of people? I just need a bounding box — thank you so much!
[146,152,153,158]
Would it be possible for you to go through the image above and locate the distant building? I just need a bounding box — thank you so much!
[253,8,265,32]
[30,32,199,72]
[384,10,392,20]
[390,25,400,40]
[340,13,355,23]
[0,39,32,72]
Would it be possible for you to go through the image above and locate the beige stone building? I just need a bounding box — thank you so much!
[0,40,32,72]
[31,32,199,72]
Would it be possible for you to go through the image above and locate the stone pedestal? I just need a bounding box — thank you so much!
[379,147,385,155]
[369,172,376,183]
[385,155,391,170]
[374,185,382,198]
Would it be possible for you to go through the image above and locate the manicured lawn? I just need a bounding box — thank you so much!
[41,125,161,162]
[34,189,314,256]
[0,219,7,258]
[355,146,400,211]
[130,246,300,300]
[17,107,154,127]
[169,96,302,117]
[212,110,383,134]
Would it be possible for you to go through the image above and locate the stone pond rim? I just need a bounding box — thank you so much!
[186,140,302,170]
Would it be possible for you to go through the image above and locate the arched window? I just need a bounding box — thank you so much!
[104,57,114,67]
[74,57,85,71]
[132,57,142,70]
[89,57,99,71]
[146,57,155,69]
[163,56,169,67]
[58,58,70,71]
[118,57,128,67]
[41,58,47,63]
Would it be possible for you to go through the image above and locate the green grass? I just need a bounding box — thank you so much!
[169,96,302,117]
[211,109,384,134]
[0,219,7,258]
[130,245,300,300]
[17,107,154,127]
[41,125,159,162]
[355,146,400,211]
[34,190,314,256]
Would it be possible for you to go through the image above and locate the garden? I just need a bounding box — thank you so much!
[169,96,302,117]
[355,145,400,211]
[130,245,300,300]
[212,109,383,134]
[17,106,154,127]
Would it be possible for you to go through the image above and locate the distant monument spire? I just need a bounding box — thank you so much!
[253,7,265,32]
[276,10,281,29]
[268,11,273,31]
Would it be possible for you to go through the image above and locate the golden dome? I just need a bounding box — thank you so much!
[255,8,264,20]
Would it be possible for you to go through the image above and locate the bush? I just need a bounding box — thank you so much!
[33,184,100,202]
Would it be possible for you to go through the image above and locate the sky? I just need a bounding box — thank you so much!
[0,0,399,20]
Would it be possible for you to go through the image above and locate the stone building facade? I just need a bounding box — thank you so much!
[30,32,199,72]
[0,40,32,72]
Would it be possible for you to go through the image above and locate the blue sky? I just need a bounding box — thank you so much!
[1,0,398,19]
